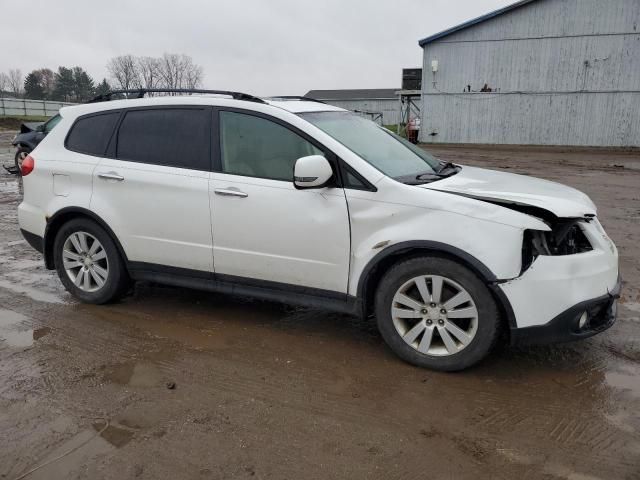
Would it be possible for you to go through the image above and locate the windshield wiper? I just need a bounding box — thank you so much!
[395,163,461,185]
[436,161,458,174]
[416,163,459,180]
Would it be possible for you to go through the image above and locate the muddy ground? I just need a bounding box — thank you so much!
[1,140,639,480]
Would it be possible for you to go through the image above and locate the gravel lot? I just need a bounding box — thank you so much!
[1,138,639,479]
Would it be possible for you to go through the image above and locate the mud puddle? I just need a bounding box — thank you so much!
[0,308,50,348]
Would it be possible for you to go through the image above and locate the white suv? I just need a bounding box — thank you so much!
[17,90,620,371]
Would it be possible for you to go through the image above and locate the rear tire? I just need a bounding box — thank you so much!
[53,218,130,304]
[374,256,500,371]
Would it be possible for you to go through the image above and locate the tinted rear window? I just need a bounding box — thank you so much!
[116,108,209,170]
[66,112,120,156]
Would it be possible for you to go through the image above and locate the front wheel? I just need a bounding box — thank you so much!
[53,218,130,304]
[375,256,501,371]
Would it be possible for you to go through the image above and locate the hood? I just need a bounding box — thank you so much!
[422,166,596,218]
[20,122,43,134]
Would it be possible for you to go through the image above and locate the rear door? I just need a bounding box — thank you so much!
[90,106,214,274]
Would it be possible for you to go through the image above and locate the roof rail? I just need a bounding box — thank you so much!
[267,96,326,105]
[87,89,266,104]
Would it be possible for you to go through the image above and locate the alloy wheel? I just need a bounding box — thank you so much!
[391,275,478,356]
[62,231,109,292]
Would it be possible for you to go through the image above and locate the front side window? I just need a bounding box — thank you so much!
[66,112,119,156]
[220,111,322,181]
[299,111,440,179]
[117,108,209,170]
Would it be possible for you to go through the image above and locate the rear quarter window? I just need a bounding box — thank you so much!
[65,112,120,156]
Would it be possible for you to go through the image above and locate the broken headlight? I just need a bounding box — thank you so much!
[522,220,593,273]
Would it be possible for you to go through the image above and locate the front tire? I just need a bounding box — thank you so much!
[375,256,500,371]
[53,218,129,304]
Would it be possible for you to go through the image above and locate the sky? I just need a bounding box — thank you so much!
[1,0,514,96]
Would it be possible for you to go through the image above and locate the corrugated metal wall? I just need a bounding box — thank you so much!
[420,0,640,146]
[319,99,399,125]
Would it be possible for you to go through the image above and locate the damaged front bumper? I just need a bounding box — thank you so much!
[498,218,620,345]
[509,277,621,346]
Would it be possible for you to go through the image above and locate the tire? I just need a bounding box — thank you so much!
[375,256,500,371]
[14,148,30,175]
[53,218,130,304]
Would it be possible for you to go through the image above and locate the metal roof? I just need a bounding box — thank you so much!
[418,0,540,47]
[305,89,398,100]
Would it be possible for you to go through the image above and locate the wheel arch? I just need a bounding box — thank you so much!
[43,207,129,270]
[356,241,516,329]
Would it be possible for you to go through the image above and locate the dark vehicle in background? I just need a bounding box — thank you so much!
[10,114,61,174]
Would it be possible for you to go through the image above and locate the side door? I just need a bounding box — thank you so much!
[209,109,350,293]
[90,106,214,274]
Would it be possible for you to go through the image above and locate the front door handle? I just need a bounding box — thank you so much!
[98,172,124,181]
[214,188,248,198]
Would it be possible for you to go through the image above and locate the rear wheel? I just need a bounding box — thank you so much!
[375,256,500,371]
[53,218,130,304]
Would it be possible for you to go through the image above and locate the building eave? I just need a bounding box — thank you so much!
[418,0,540,47]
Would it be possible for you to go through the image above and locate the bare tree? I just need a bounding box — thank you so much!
[37,68,56,97]
[158,53,203,91]
[7,69,24,97]
[0,72,8,94]
[157,53,182,90]
[137,56,161,92]
[106,53,203,94]
[185,62,203,89]
[107,55,140,92]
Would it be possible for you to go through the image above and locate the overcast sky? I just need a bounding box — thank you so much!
[1,0,513,96]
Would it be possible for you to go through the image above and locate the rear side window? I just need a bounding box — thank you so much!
[116,108,209,170]
[66,112,120,156]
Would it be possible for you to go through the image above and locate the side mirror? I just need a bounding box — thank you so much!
[293,155,333,189]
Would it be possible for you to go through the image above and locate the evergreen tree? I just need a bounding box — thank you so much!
[24,71,46,99]
[95,78,111,97]
[72,66,95,102]
[53,67,75,101]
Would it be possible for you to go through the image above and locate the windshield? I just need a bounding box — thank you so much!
[299,111,440,178]
[43,114,62,133]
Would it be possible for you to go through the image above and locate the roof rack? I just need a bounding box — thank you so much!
[267,96,326,104]
[87,89,266,104]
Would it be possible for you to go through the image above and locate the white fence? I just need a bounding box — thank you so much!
[0,97,77,117]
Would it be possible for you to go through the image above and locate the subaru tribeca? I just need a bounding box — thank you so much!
[17,90,620,371]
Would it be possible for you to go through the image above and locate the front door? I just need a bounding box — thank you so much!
[209,109,350,293]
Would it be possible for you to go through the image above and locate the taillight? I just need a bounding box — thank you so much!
[21,155,34,176]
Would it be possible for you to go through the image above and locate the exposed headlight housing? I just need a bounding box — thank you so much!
[521,219,593,273]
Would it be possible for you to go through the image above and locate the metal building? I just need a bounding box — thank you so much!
[418,0,640,146]
[305,89,399,125]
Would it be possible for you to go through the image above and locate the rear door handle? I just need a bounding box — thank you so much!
[98,172,124,181]
[214,188,248,198]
